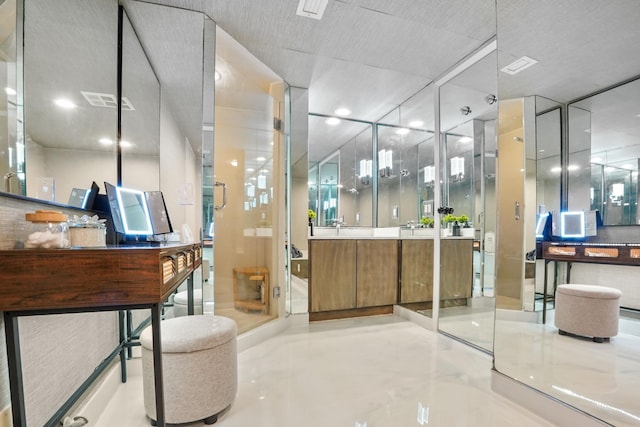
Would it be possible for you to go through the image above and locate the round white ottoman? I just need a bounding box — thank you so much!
[555,284,622,343]
[140,314,237,425]
[173,289,203,317]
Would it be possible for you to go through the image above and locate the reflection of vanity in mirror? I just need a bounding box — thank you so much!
[493,2,640,426]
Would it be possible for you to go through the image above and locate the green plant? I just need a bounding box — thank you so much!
[420,217,434,228]
[308,209,316,221]
[442,213,457,225]
[458,214,470,227]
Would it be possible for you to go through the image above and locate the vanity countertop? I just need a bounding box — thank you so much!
[308,227,474,240]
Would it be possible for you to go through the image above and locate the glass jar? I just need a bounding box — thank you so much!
[69,223,107,247]
[24,210,70,248]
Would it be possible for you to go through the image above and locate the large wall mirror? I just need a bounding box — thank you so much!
[308,114,373,228]
[438,49,497,352]
[569,77,640,225]
[23,0,119,201]
[494,1,640,425]
[11,0,208,237]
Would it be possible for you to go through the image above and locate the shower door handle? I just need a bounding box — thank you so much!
[515,201,520,220]
[214,181,227,210]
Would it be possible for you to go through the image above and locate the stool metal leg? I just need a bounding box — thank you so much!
[151,303,165,427]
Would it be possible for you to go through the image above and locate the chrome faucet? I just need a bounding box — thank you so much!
[4,172,17,193]
[406,220,417,236]
[334,216,345,235]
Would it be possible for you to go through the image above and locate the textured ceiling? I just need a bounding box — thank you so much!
[14,0,640,179]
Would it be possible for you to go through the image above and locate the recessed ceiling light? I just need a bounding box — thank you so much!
[458,136,473,143]
[622,164,634,170]
[325,117,340,126]
[500,56,538,75]
[270,141,274,146]
[396,128,410,135]
[54,98,76,109]
[120,140,132,148]
[408,120,424,128]
[256,156,266,162]
[584,129,591,133]
[261,169,269,173]
[250,177,256,181]
[334,108,351,116]
[246,168,255,172]
[230,159,238,167]
[99,138,113,145]
[5,87,16,96]
[539,149,545,153]
[567,164,579,171]
[551,166,562,172]
[591,157,602,163]
[214,71,222,81]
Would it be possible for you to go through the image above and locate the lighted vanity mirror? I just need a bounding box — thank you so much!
[308,114,373,227]
[568,77,640,225]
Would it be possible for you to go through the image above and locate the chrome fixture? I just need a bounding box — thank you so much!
[484,94,497,105]
[4,172,17,192]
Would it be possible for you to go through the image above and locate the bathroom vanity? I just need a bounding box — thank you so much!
[308,228,473,320]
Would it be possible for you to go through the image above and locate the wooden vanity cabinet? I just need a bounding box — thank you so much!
[400,239,434,304]
[356,239,398,307]
[440,238,473,300]
[309,239,356,312]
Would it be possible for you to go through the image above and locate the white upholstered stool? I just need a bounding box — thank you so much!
[140,314,237,425]
[555,284,622,343]
[173,289,203,317]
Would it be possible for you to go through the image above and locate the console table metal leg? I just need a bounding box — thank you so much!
[151,303,165,427]
[4,311,26,427]
[543,260,549,324]
[118,310,127,383]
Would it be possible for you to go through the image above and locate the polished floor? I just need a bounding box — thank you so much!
[494,311,640,427]
[94,315,554,427]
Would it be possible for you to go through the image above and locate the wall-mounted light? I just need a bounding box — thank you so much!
[460,106,472,116]
[378,149,393,178]
[450,156,465,181]
[359,159,372,185]
[423,165,435,186]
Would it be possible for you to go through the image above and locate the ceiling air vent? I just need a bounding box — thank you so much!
[296,0,328,20]
[500,56,538,75]
[81,91,135,111]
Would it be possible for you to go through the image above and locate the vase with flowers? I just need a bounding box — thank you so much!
[308,209,316,236]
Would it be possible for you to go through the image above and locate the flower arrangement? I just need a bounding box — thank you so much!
[442,213,458,225]
[420,217,434,228]
[308,209,316,222]
[458,214,470,228]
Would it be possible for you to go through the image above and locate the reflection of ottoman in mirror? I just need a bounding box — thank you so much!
[555,284,622,343]
[173,289,203,317]
[140,315,238,425]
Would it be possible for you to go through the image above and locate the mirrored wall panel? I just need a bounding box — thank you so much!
[494,1,640,425]
[437,50,497,352]
[569,78,640,225]
[308,115,373,228]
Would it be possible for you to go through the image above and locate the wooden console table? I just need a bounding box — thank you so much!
[538,241,640,323]
[0,242,202,427]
